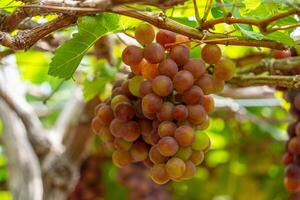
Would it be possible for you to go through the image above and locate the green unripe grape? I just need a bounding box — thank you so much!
[128,75,144,97]
[192,132,210,151]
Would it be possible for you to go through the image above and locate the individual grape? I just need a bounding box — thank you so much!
[213,77,225,93]
[192,132,210,151]
[174,147,192,161]
[294,94,300,111]
[150,164,170,184]
[176,35,190,47]
[158,121,177,137]
[187,105,207,125]
[139,80,153,97]
[130,141,149,162]
[284,177,300,192]
[166,157,186,179]
[114,138,132,151]
[140,118,153,136]
[180,160,196,180]
[182,85,204,105]
[135,24,155,45]
[94,103,105,115]
[142,93,163,114]
[128,75,144,97]
[190,150,204,165]
[112,150,132,168]
[195,74,215,95]
[272,49,291,59]
[282,152,294,165]
[285,164,300,179]
[91,117,103,133]
[122,45,143,66]
[158,58,178,79]
[173,105,188,122]
[173,70,194,93]
[156,29,176,46]
[201,44,222,64]
[98,127,114,142]
[121,80,135,99]
[169,45,190,66]
[144,43,165,64]
[123,121,141,142]
[140,60,159,80]
[157,102,174,121]
[174,125,195,147]
[149,146,168,164]
[152,75,173,97]
[113,102,135,122]
[110,118,127,138]
[288,137,300,155]
[183,59,206,79]
[157,136,179,156]
[214,58,236,81]
[201,95,215,113]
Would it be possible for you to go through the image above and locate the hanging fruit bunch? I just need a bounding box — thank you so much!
[283,91,300,192]
[91,24,236,184]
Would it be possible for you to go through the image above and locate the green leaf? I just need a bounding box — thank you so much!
[235,24,264,40]
[264,32,296,46]
[83,79,107,101]
[170,17,197,28]
[48,13,119,79]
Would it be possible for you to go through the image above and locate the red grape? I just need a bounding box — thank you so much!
[173,70,194,93]
[122,45,143,66]
[183,59,206,79]
[157,136,179,156]
[158,58,178,79]
[144,43,165,64]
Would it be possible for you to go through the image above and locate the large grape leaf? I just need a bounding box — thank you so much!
[48,13,119,79]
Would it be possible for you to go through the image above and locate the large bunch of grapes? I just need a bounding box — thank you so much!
[91,24,236,184]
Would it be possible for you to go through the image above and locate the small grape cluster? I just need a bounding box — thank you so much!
[118,164,171,200]
[92,24,236,184]
[282,91,300,193]
[69,155,104,200]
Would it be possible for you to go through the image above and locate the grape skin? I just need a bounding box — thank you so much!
[135,24,155,45]
[158,58,178,79]
[157,136,179,157]
[173,70,194,93]
[144,43,165,64]
[122,45,143,66]
[152,75,173,97]
[201,44,222,64]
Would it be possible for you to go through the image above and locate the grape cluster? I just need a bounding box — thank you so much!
[69,155,104,200]
[282,91,300,193]
[91,24,236,184]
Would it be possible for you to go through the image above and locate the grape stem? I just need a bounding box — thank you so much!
[238,56,300,74]
[201,8,300,33]
[0,1,292,50]
[228,75,300,89]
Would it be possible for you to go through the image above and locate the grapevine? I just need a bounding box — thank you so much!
[91,24,236,184]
